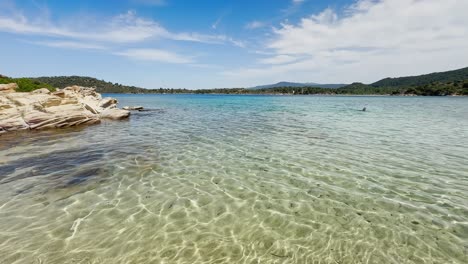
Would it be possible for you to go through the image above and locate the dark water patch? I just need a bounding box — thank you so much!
[0,148,105,184]
[130,108,167,119]
[15,183,36,195]
[0,126,91,151]
[13,166,109,196]
[65,167,104,186]
[35,148,101,168]
[0,164,16,176]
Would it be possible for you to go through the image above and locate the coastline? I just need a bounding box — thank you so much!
[104,92,467,97]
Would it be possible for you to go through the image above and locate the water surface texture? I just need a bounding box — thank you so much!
[1,95,468,264]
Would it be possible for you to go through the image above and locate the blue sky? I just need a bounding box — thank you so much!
[0,0,467,89]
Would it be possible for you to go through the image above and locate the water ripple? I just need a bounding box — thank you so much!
[0,95,467,263]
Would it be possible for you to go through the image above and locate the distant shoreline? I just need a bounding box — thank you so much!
[3,66,466,96]
[105,92,467,97]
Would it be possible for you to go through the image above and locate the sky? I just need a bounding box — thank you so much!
[0,0,467,89]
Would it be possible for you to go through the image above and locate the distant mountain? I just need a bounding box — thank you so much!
[251,82,347,89]
[371,67,468,87]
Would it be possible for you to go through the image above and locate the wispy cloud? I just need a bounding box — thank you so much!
[0,9,244,46]
[281,0,307,17]
[292,0,305,4]
[211,8,231,30]
[0,11,168,43]
[225,37,246,48]
[115,48,194,64]
[212,16,223,30]
[244,0,305,33]
[245,21,266,30]
[258,55,297,65]
[168,32,245,47]
[31,40,106,50]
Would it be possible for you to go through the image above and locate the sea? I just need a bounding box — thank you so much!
[1,94,467,263]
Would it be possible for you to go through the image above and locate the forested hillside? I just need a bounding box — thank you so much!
[29,76,150,93]
[371,67,468,87]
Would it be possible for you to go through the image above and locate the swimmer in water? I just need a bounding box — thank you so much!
[362,107,366,111]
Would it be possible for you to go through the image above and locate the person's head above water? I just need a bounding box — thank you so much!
[362,107,367,111]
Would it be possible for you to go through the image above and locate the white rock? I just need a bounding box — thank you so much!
[52,90,65,98]
[0,85,129,133]
[99,97,118,109]
[0,83,18,93]
[123,106,144,110]
[31,88,51,94]
[100,109,130,120]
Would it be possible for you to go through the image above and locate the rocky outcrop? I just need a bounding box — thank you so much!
[0,84,129,134]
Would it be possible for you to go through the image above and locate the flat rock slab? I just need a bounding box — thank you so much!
[123,106,144,111]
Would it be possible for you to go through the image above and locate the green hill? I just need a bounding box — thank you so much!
[246,67,468,95]
[29,76,151,94]
[371,67,468,87]
[251,81,347,89]
[334,83,393,95]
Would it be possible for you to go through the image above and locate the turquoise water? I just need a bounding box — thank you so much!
[0,95,467,263]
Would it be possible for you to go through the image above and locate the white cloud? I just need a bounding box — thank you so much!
[31,40,106,50]
[270,0,468,56]
[258,55,298,65]
[0,11,166,43]
[245,21,266,30]
[226,38,246,48]
[115,48,194,64]
[225,0,468,85]
[292,0,305,4]
[0,10,243,46]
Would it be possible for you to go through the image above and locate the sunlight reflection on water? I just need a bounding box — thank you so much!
[1,95,467,263]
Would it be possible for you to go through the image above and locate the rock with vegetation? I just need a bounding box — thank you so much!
[0,83,18,93]
[0,84,129,134]
[30,76,152,94]
[0,76,55,92]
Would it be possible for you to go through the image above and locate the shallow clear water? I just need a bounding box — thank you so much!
[1,95,468,264]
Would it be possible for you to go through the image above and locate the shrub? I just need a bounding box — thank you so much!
[0,77,55,92]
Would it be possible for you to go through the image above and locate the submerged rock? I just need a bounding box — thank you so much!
[0,84,129,134]
[123,106,144,111]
